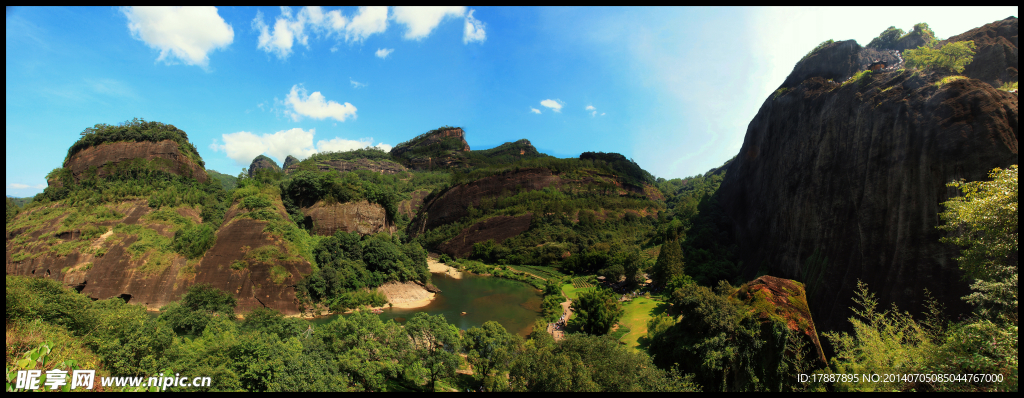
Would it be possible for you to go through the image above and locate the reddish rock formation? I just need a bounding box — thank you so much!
[63,140,208,184]
[301,200,393,236]
[718,26,1018,333]
[733,276,827,366]
[391,127,472,170]
[437,214,533,258]
[284,158,407,175]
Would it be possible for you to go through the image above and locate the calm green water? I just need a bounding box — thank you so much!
[313,272,543,336]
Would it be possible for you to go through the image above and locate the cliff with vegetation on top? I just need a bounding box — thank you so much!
[717,17,1018,333]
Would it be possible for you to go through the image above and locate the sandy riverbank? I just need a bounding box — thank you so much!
[376,280,436,309]
[427,256,462,279]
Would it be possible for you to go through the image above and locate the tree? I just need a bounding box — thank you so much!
[653,239,685,286]
[464,321,521,386]
[937,165,1017,321]
[904,40,977,74]
[571,288,623,335]
[406,312,462,391]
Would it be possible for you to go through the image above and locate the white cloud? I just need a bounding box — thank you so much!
[540,99,564,113]
[122,6,233,68]
[585,105,596,111]
[350,79,367,88]
[463,9,486,44]
[601,112,606,116]
[530,107,541,114]
[285,84,357,122]
[392,6,465,40]
[9,183,46,189]
[586,105,598,117]
[211,128,393,165]
[346,6,389,42]
[375,48,394,59]
[253,6,387,59]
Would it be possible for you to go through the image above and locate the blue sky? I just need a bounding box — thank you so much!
[6,6,1017,197]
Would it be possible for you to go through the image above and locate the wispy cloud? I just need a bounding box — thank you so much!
[540,99,564,113]
[375,48,394,59]
[463,9,486,44]
[210,128,391,165]
[530,107,542,114]
[586,105,601,117]
[350,79,367,88]
[284,84,357,122]
[122,6,234,68]
[8,183,46,190]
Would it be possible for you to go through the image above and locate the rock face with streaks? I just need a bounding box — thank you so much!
[301,200,394,237]
[63,140,209,184]
[717,19,1018,332]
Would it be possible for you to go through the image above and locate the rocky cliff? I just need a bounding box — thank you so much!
[718,22,1018,332]
[301,200,394,236]
[938,16,1018,88]
[63,140,208,184]
[390,127,472,170]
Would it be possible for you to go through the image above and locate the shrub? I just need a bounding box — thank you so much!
[172,223,216,259]
[240,195,272,211]
[904,40,976,73]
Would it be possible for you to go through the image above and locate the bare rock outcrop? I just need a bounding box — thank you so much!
[301,200,394,236]
[63,140,208,184]
[718,31,1018,332]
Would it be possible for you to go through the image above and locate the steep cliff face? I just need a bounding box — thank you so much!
[248,155,281,177]
[284,158,407,175]
[6,200,310,315]
[63,140,208,184]
[938,17,1018,88]
[301,200,393,236]
[718,33,1018,332]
